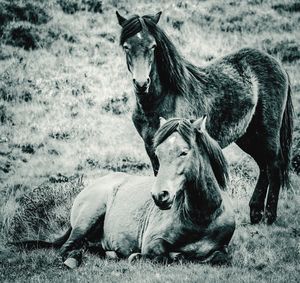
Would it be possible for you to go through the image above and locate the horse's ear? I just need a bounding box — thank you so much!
[116,11,127,27]
[159,117,167,127]
[152,11,162,24]
[193,115,207,133]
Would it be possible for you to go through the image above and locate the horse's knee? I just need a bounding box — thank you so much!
[141,239,168,260]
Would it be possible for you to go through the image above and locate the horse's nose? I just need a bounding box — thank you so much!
[152,190,171,209]
[133,78,150,92]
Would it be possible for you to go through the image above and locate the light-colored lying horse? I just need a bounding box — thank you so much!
[14,117,235,268]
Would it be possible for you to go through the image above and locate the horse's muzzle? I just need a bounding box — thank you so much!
[151,191,173,210]
[133,78,150,94]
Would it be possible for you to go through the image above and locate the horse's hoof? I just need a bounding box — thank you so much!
[250,209,264,224]
[169,252,184,262]
[265,211,277,225]
[105,251,119,260]
[128,253,142,264]
[64,257,79,269]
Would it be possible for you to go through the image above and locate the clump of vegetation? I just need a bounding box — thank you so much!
[264,39,300,63]
[0,159,12,174]
[57,0,102,14]
[0,0,50,35]
[82,156,150,173]
[2,178,83,239]
[0,1,78,49]
[103,157,150,173]
[0,75,38,103]
[2,22,42,50]
[49,132,71,140]
[101,93,130,115]
[220,10,293,33]
[2,21,78,50]
[272,2,300,13]
[0,105,13,125]
[292,154,300,174]
[99,32,116,43]
[21,144,36,154]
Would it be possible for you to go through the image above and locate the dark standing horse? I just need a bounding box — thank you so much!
[13,117,235,268]
[116,11,293,224]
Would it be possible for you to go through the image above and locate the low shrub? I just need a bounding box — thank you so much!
[0,0,50,35]
[263,39,300,63]
[3,178,83,239]
[57,0,102,14]
[2,22,41,50]
[101,93,130,115]
[0,77,38,103]
[0,105,13,125]
[272,2,300,14]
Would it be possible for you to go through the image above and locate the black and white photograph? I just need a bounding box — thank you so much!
[0,0,299,282]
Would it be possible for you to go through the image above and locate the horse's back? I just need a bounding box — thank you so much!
[101,174,155,256]
[221,47,288,91]
[70,172,131,227]
[202,47,288,147]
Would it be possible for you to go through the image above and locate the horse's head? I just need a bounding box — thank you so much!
[116,11,162,94]
[151,116,209,210]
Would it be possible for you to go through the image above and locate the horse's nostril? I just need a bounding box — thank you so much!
[159,190,169,202]
[151,191,171,209]
[133,79,150,91]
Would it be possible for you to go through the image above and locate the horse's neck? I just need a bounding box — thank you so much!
[183,164,223,225]
[136,57,207,118]
[135,63,175,116]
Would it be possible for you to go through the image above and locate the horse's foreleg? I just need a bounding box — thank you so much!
[128,239,170,263]
[179,239,230,265]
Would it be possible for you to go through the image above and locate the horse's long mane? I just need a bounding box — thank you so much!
[119,15,207,95]
[154,118,229,191]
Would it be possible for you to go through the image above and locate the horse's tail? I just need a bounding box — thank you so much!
[280,75,294,189]
[9,227,72,250]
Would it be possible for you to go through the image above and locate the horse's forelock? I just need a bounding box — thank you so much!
[153,118,193,148]
[120,14,158,45]
[120,15,141,45]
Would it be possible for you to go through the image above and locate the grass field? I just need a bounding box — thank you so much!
[0,0,300,282]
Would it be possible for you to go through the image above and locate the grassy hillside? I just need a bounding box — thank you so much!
[0,0,299,282]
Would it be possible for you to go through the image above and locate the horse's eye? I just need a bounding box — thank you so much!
[123,46,130,52]
[179,151,188,157]
[151,44,157,50]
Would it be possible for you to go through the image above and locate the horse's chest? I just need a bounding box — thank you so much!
[142,210,198,248]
